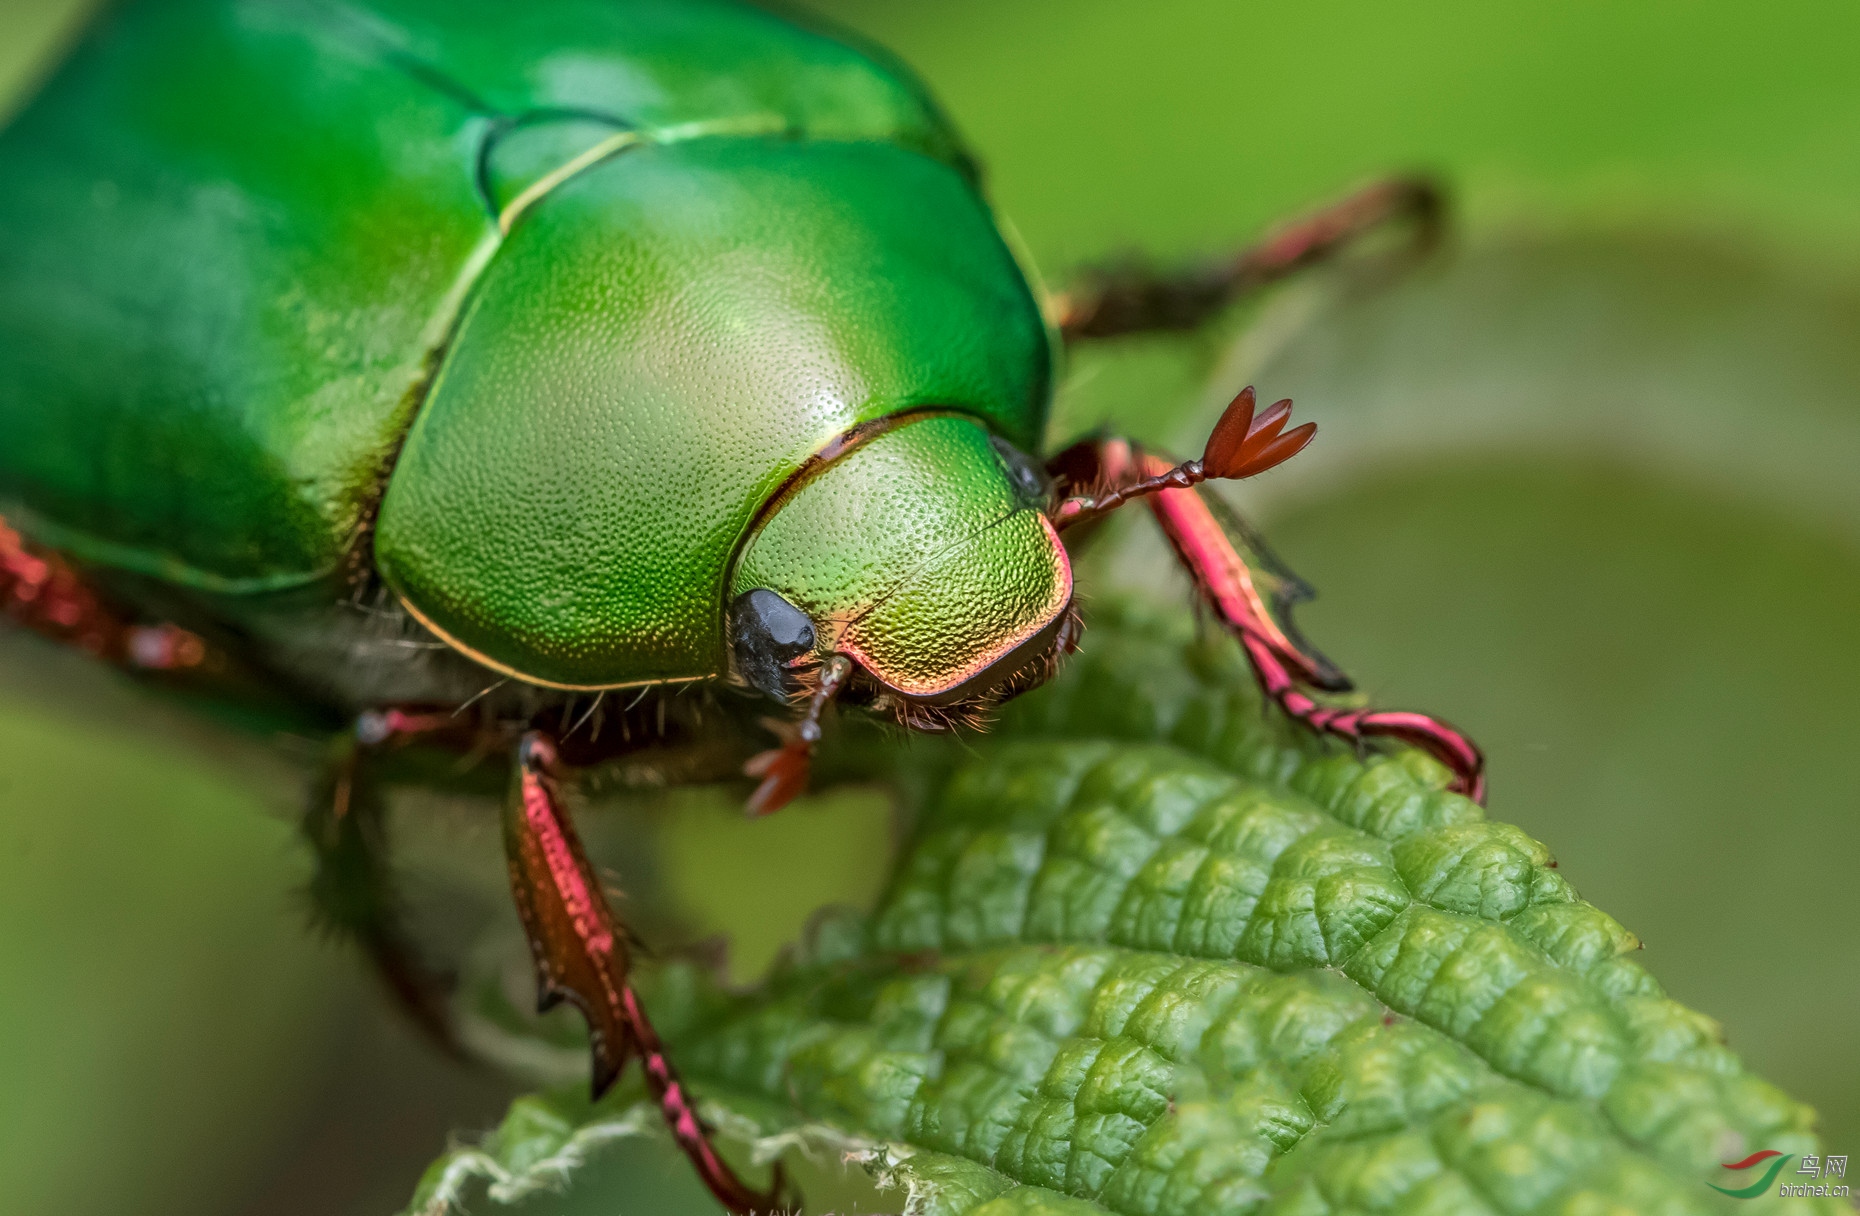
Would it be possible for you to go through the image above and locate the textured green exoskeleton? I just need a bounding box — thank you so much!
[0,2,1487,1210]
[0,0,1063,699]
[0,3,1077,1208]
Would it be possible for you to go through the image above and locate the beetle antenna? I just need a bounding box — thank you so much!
[1052,386,1315,530]
[742,653,852,816]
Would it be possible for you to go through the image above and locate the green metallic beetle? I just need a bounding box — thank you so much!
[0,1,1483,1208]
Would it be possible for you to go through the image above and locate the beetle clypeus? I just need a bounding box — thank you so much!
[0,1,1482,1209]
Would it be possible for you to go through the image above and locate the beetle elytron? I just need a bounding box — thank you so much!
[0,1,1483,1209]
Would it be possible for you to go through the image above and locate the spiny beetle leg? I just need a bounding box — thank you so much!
[506,732,633,1090]
[1051,176,1443,341]
[1133,449,1487,801]
[1049,432,1485,802]
[508,732,787,1215]
[306,734,462,1055]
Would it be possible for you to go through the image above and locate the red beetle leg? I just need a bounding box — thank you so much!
[1,514,205,671]
[1146,469,1485,799]
[1237,632,1486,804]
[624,985,792,1215]
[1047,437,1485,802]
[508,732,788,1215]
[1130,444,1485,799]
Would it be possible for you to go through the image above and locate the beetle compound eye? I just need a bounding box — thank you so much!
[730,589,817,700]
[989,435,1053,507]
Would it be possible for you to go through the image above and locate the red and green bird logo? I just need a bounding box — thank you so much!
[1710,1151,1793,1198]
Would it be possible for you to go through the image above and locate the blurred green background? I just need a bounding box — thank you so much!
[1,1,1857,1213]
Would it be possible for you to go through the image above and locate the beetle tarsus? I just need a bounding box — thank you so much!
[624,984,794,1215]
[1238,632,1486,803]
[743,653,852,816]
[506,731,788,1213]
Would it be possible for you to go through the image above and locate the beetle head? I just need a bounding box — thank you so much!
[728,412,1072,716]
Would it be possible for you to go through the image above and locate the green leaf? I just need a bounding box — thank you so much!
[407,604,1844,1216]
